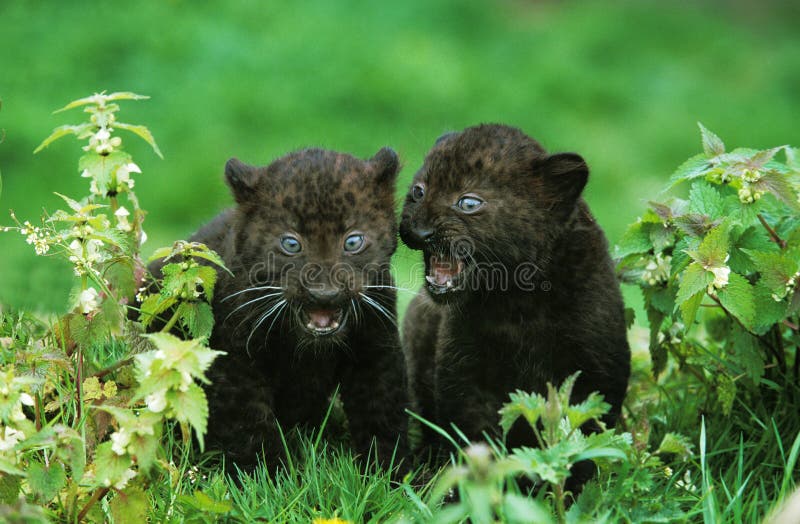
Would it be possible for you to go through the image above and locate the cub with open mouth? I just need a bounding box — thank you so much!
[152,147,409,472]
[399,124,631,494]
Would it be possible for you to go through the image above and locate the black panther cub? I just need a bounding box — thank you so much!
[400,124,630,484]
[161,147,409,470]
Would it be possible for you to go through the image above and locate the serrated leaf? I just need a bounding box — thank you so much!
[33,123,94,153]
[114,122,163,159]
[717,272,755,329]
[676,263,712,306]
[698,123,725,157]
[109,486,149,524]
[670,153,711,184]
[179,301,214,340]
[688,181,725,218]
[728,326,764,382]
[564,392,610,430]
[168,383,209,450]
[690,224,729,269]
[680,291,704,327]
[26,462,66,503]
[179,490,233,514]
[499,390,545,438]
[614,222,652,258]
[656,432,694,458]
[716,374,736,416]
[673,213,718,237]
[753,170,800,210]
[749,147,783,169]
[93,441,133,488]
[189,249,231,274]
[55,92,149,113]
[752,281,789,335]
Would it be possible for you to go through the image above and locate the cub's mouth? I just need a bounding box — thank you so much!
[300,308,344,336]
[425,254,465,295]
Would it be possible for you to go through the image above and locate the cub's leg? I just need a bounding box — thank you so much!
[402,291,443,457]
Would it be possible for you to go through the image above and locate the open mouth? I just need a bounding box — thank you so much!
[300,308,344,336]
[425,254,465,295]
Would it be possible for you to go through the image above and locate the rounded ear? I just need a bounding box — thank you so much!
[224,158,259,203]
[434,131,457,146]
[538,152,589,207]
[370,147,400,185]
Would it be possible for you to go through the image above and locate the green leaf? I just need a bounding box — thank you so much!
[179,490,233,514]
[680,290,704,327]
[689,224,729,269]
[0,474,21,504]
[670,153,711,184]
[656,432,694,459]
[673,213,718,237]
[753,170,800,211]
[728,326,764,382]
[33,123,94,153]
[93,441,133,488]
[688,181,725,218]
[499,390,545,438]
[564,392,610,431]
[698,123,725,157]
[55,92,149,113]
[114,122,163,158]
[614,222,652,258]
[501,493,555,524]
[676,263,712,306]
[109,486,149,524]
[26,462,66,503]
[717,272,755,329]
[746,249,797,293]
[179,301,214,340]
[716,373,736,416]
[168,383,209,451]
[752,281,789,335]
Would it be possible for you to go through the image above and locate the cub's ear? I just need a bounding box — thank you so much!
[538,152,589,207]
[434,131,457,146]
[224,158,260,203]
[370,147,400,185]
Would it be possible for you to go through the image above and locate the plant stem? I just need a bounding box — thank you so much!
[554,483,567,523]
[784,319,799,331]
[161,307,182,333]
[757,213,786,249]
[92,357,134,379]
[77,487,108,522]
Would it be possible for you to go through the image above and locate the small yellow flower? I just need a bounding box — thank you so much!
[312,519,352,524]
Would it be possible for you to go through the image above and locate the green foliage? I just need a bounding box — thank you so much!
[617,124,800,415]
[0,93,225,521]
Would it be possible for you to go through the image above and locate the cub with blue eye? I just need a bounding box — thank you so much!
[400,124,630,489]
[174,147,408,471]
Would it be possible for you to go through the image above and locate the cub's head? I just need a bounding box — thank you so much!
[399,124,588,303]
[223,147,400,347]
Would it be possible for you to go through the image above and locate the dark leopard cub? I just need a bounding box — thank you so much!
[400,124,630,476]
[161,147,409,470]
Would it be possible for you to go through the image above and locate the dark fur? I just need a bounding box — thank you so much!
[160,148,409,470]
[399,125,630,483]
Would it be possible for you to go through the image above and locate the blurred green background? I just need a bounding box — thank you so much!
[1,0,799,316]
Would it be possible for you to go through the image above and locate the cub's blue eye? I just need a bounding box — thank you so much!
[411,184,425,202]
[280,235,302,254]
[457,196,484,213]
[344,234,366,253]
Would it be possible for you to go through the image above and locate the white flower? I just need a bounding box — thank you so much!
[19,393,34,406]
[110,428,131,455]
[116,163,141,190]
[114,468,137,490]
[115,206,132,232]
[78,287,100,314]
[710,266,730,289]
[0,426,25,452]
[94,128,110,142]
[146,389,167,413]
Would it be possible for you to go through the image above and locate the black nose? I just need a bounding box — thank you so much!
[308,288,341,307]
[412,227,434,243]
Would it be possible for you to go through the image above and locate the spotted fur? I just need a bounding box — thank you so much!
[399,124,630,486]
[174,147,409,470]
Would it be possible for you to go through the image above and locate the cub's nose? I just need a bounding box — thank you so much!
[401,226,435,249]
[413,228,435,242]
[308,288,342,308]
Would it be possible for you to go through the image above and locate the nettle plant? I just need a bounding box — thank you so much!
[617,124,800,413]
[0,93,225,522]
[411,373,692,524]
